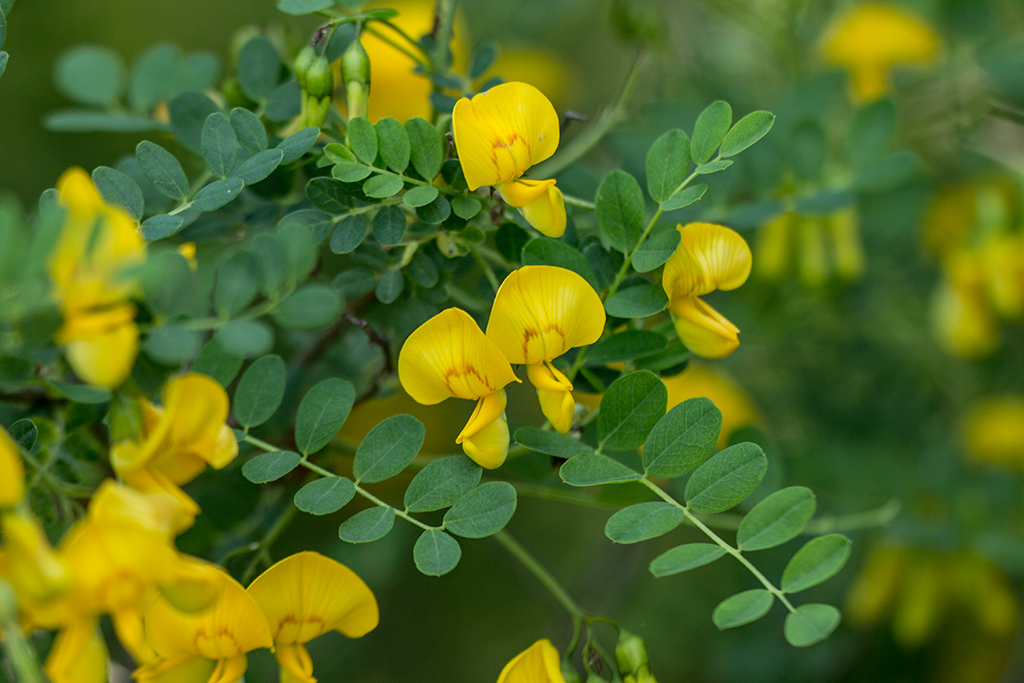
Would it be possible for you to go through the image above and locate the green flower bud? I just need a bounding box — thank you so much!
[615,630,649,677]
[585,675,610,683]
[305,54,334,100]
[561,660,583,683]
[342,38,371,121]
[294,44,318,91]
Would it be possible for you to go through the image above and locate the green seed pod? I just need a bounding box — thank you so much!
[341,37,371,121]
[561,660,583,683]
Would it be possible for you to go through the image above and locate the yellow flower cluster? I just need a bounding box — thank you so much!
[756,208,865,287]
[399,265,605,468]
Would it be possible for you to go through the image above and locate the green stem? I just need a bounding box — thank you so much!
[241,503,297,583]
[562,194,596,211]
[0,621,45,683]
[639,477,797,612]
[354,481,434,531]
[470,247,500,291]
[430,0,458,75]
[365,25,429,69]
[493,530,585,619]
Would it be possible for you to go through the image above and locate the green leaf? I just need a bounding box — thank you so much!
[373,205,407,246]
[596,170,646,254]
[375,117,411,172]
[415,196,451,224]
[46,380,111,404]
[451,195,481,219]
[295,378,356,455]
[306,177,351,214]
[604,284,668,319]
[406,251,439,287]
[635,340,691,373]
[136,141,189,201]
[720,111,775,157]
[375,270,404,304]
[353,414,425,484]
[214,250,259,317]
[521,238,599,292]
[413,529,462,576]
[92,166,144,220]
[170,92,219,154]
[649,543,727,577]
[348,117,378,164]
[277,0,334,15]
[586,330,666,364]
[214,320,274,358]
[782,535,852,594]
[0,10,5,51]
[192,340,244,387]
[684,442,767,514]
[201,112,238,178]
[784,604,841,647]
[242,450,301,484]
[691,100,732,165]
[44,109,163,133]
[363,173,404,198]
[143,324,202,365]
[294,476,356,515]
[55,45,124,106]
[127,44,179,111]
[737,486,816,551]
[661,183,707,212]
[696,159,733,175]
[338,506,395,543]
[330,214,368,254]
[233,149,283,185]
[712,589,774,630]
[279,208,333,242]
[404,456,482,513]
[848,98,896,165]
[277,219,318,286]
[443,482,517,538]
[605,502,686,544]
[333,161,373,183]
[8,419,37,453]
[469,42,499,78]
[559,454,642,486]
[403,185,439,208]
[853,151,917,193]
[277,127,320,164]
[141,214,185,241]
[140,251,191,319]
[646,129,691,203]
[598,370,667,450]
[237,37,281,101]
[273,284,341,331]
[631,229,680,273]
[230,107,268,153]
[233,355,286,428]
[515,427,594,459]
[405,117,444,179]
[192,177,244,212]
[642,398,722,479]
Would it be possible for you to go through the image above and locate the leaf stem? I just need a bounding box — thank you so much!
[563,194,596,211]
[353,480,434,531]
[493,529,585,620]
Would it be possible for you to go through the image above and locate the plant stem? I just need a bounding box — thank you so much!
[241,502,297,583]
[563,194,596,211]
[470,247,500,291]
[493,529,585,619]
[353,481,434,531]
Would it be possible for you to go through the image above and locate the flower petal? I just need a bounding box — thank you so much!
[0,426,25,508]
[822,3,940,70]
[62,316,139,389]
[247,551,379,645]
[116,466,201,533]
[163,373,232,456]
[517,182,566,239]
[527,363,575,434]
[1,511,71,603]
[87,479,179,536]
[497,639,566,683]
[669,296,740,359]
[486,266,604,365]
[457,389,508,444]
[662,223,752,301]
[43,619,108,683]
[452,82,560,190]
[461,412,509,470]
[275,643,315,683]
[399,308,519,405]
[499,177,556,208]
[134,657,217,683]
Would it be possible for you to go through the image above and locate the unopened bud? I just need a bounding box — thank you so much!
[305,54,334,100]
[615,630,649,676]
[294,44,317,91]
[341,38,371,121]
[561,660,582,683]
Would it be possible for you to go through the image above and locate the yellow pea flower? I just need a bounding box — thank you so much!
[486,266,605,433]
[247,551,379,683]
[452,82,566,238]
[930,251,1000,358]
[111,373,239,532]
[137,568,273,683]
[963,396,1024,469]
[50,167,147,389]
[0,425,25,509]
[662,223,752,359]
[44,619,109,683]
[663,365,759,450]
[497,639,566,683]
[0,511,71,607]
[398,308,520,468]
[821,3,940,102]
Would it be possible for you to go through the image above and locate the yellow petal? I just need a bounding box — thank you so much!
[499,177,556,208]
[134,656,217,683]
[930,260,999,358]
[797,217,829,288]
[209,656,248,683]
[62,317,138,389]
[828,208,865,281]
[276,643,315,683]
[457,389,508,444]
[461,413,509,469]
[669,297,740,359]
[663,223,752,301]
[399,308,519,405]
[821,3,941,72]
[55,168,104,220]
[0,426,25,508]
[44,619,108,683]
[113,607,157,666]
[486,266,605,365]
[755,212,792,280]
[517,182,566,239]
[964,396,1024,468]
[247,551,379,646]
[87,479,179,536]
[527,362,575,434]
[117,466,201,534]
[497,639,566,683]
[452,82,560,190]
[163,373,232,460]
[0,511,71,603]
[158,557,223,613]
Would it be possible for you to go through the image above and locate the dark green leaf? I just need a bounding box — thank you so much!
[720,111,775,157]
[451,195,481,219]
[782,535,852,594]
[233,149,284,185]
[413,529,461,576]
[237,37,281,101]
[230,107,268,153]
[279,208,333,242]
[415,195,451,224]
[737,486,816,551]
[605,502,686,544]
[332,161,372,183]
[55,45,124,106]
[696,159,733,175]
[169,92,219,154]
[47,380,111,404]
[631,229,680,273]
[274,283,341,331]
[214,320,274,358]
[598,370,667,450]
[403,185,439,207]
[691,100,732,165]
[306,177,352,214]
[404,456,482,513]
[586,330,666,364]
[376,117,411,172]
[294,476,355,515]
[44,110,163,133]
[643,398,721,478]
[375,270,404,303]
[277,0,334,15]
[469,42,499,79]
[646,129,691,203]
[515,427,594,459]
[604,284,668,318]
[443,482,517,538]
[712,589,773,629]
[406,117,444,179]
[649,543,726,577]
[848,99,896,165]
[661,183,708,212]
[140,251,191,318]
[277,127,320,164]
[521,238,599,291]
[295,378,356,455]
[214,249,259,317]
[406,251,438,287]
[348,117,377,164]
[784,604,841,647]
[192,339,244,387]
[373,205,406,245]
[363,173,404,198]
[92,166,144,220]
[242,450,301,484]
[136,141,189,201]
[559,454,642,486]
[264,81,302,122]
[8,419,37,453]
[277,219,318,285]
[596,170,645,254]
[141,214,185,240]
[330,214,368,254]
[353,414,425,484]
[191,177,244,212]
[233,355,286,428]
[684,442,767,514]
[127,44,180,111]
[143,324,202,365]
[338,506,395,543]
[201,112,238,178]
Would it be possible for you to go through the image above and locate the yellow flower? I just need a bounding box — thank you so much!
[452,82,566,238]
[44,619,109,683]
[756,209,864,285]
[963,396,1024,469]
[486,266,605,433]
[481,45,571,108]
[663,365,759,450]
[497,639,566,683]
[137,568,273,683]
[111,373,239,532]
[50,167,146,389]
[930,251,1000,358]
[0,511,71,608]
[247,551,379,683]
[0,425,25,509]
[662,223,752,359]
[398,308,519,468]
[821,3,940,101]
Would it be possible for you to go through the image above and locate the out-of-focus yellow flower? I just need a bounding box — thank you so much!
[247,551,378,683]
[979,234,1024,318]
[662,223,752,359]
[0,512,71,608]
[399,308,520,468]
[111,373,239,532]
[756,209,864,285]
[930,251,1001,358]
[50,167,146,389]
[482,45,572,106]
[663,365,759,450]
[821,3,940,101]
[963,396,1024,469]
[486,266,604,433]
[497,639,566,683]
[847,544,1017,647]
[137,568,273,683]
[0,426,25,509]
[44,620,109,683]
[453,82,566,238]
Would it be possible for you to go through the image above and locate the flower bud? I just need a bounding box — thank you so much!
[585,675,610,683]
[294,44,317,91]
[561,660,582,683]
[341,37,371,121]
[305,54,334,100]
[615,630,649,676]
